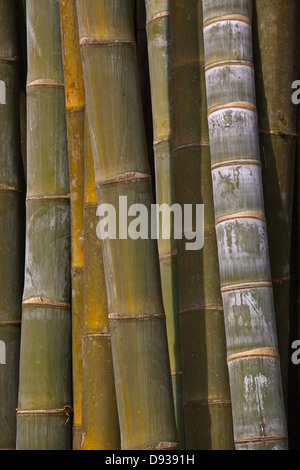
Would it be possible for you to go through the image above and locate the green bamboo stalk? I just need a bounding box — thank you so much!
[81,115,120,450]
[76,0,178,450]
[202,0,287,449]
[16,0,27,180]
[0,0,25,450]
[145,0,185,448]
[59,0,85,449]
[252,0,300,405]
[135,0,155,178]
[170,0,234,449]
[16,0,72,450]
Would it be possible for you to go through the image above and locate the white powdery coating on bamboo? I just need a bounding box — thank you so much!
[216,217,271,285]
[208,108,260,164]
[222,288,278,354]
[203,20,253,66]
[205,64,255,110]
[212,164,265,219]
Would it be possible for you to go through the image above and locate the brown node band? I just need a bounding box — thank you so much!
[146,11,170,27]
[227,347,280,363]
[208,101,257,116]
[203,14,251,29]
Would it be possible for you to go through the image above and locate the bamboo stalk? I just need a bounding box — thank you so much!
[202,0,287,449]
[252,0,300,405]
[0,0,25,451]
[145,0,185,448]
[59,0,85,449]
[16,0,72,450]
[76,0,178,450]
[81,115,120,450]
[135,0,155,183]
[170,0,234,449]
[16,0,27,180]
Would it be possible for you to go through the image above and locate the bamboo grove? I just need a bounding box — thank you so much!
[1,0,300,451]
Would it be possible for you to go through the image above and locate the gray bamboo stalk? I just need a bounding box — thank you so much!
[202,0,288,449]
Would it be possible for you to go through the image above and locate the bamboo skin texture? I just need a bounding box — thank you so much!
[59,0,85,449]
[202,0,287,449]
[16,0,72,450]
[0,0,25,450]
[252,0,300,405]
[76,0,178,450]
[81,115,120,450]
[145,0,185,448]
[170,0,234,450]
